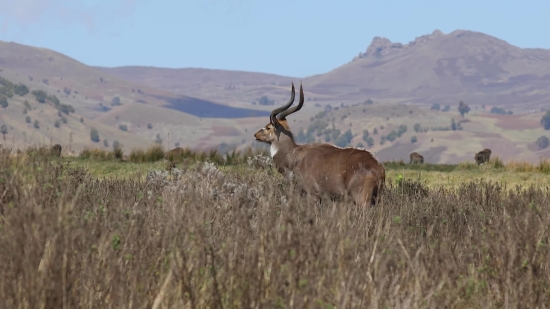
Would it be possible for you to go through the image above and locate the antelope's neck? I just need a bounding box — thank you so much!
[270,138,300,173]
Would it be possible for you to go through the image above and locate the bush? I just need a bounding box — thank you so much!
[0,95,7,108]
[118,124,128,131]
[536,136,549,150]
[13,83,29,96]
[411,135,417,143]
[90,128,100,142]
[31,90,47,103]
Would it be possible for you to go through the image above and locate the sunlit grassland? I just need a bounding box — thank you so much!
[15,144,550,190]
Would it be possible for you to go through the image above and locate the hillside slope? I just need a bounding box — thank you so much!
[100,30,550,112]
[303,29,550,110]
[96,66,300,109]
[0,40,273,151]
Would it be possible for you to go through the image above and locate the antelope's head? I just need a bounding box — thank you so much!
[254,82,304,145]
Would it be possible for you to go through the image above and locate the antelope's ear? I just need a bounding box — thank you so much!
[270,114,281,129]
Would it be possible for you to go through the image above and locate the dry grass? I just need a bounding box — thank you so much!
[0,145,550,308]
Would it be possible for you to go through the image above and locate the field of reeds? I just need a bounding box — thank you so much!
[1,144,550,308]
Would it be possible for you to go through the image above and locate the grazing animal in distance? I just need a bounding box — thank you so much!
[409,152,424,164]
[165,147,184,158]
[51,144,62,157]
[253,82,386,207]
[475,148,492,165]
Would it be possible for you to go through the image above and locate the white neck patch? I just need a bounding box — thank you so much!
[270,144,278,158]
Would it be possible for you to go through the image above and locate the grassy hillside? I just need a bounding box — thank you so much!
[0,41,275,151]
[278,100,550,164]
[0,75,155,152]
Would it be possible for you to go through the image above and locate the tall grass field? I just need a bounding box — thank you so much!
[1,144,549,308]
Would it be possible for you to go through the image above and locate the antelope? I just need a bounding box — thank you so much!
[475,148,491,165]
[253,82,386,206]
[51,144,62,157]
[409,152,424,164]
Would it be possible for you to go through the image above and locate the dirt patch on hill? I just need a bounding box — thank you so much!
[485,114,540,130]
[446,132,463,141]
[474,132,501,138]
[211,126,242,137]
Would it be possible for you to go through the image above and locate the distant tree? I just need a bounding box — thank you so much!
[335,129,352,147]
[366,136,374,147]
[458,101,470,118]
[373,128,378,135]
[362,129,369,142]
[541,110,550,130]
[411,135,417,143]
[147,123,153,129]
[155,133,163,144]
[174,142,180,147]
[99,77,104,83]
[58,104,75,115]
[357,142,364,148]
[430,103,441,111]
[23,108,27,114]
[0,125,7,141]
[61,117,67,124]
[25,116,31,123]
[413,123,421,133]
[118,124,128,131]
[363,99,374,105]
[103,139,110,147]
[80,117,84,123]
[112,140,120,150]
[386,130,398,142]
[90,128,100,142]
[442,105,450,112]
[536,136,549,150]
[63,87,71,95]
[13,83,29,96]
[0,95,7,108]
[490,106,508,115]
[31,90,47,103]
[48,95,60,105]
[258,96,274,106]
[33,120,40,129]
[54,120,61,128]
[111,96,121,106]
[451,118,457,131]
[24,100,31,109]
[397,125,407,137]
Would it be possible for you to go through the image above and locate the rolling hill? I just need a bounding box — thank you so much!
[2,29,550,163]
[0,40,273,152]
[99,29,550,112]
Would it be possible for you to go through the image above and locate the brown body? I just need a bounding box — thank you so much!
[165,147,184,160]
[254,82,386,207]
[475,148,491,165]
[51,144,62,157]
[409,152,424,164]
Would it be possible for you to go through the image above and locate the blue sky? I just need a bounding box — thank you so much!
[0,0,548,77]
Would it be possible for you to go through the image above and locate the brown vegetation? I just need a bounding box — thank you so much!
[1,145,550,307]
